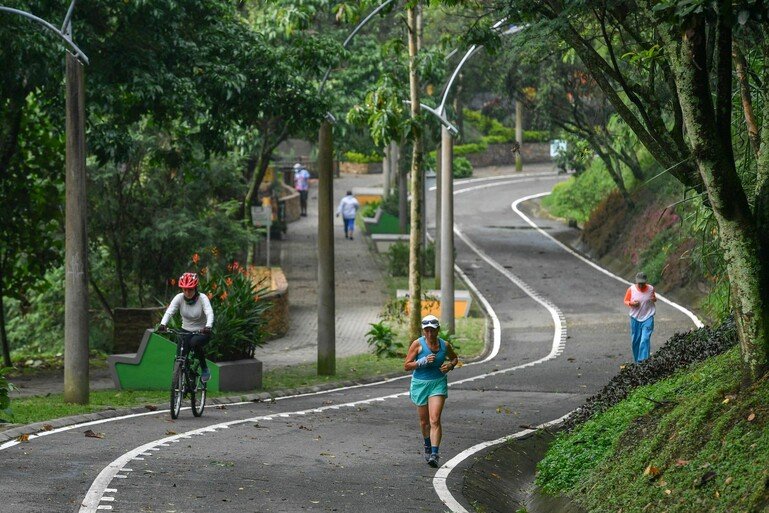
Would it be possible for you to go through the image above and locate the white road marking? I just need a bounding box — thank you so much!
[433,413,572,513]
[512,192,703,328]
[430,182,703,512]
[79,177,571,512]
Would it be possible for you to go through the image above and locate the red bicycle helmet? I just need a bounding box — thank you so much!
[178,272,199,289]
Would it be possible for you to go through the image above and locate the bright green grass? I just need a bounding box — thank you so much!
[537,347,769,512]
[3,316,486,427]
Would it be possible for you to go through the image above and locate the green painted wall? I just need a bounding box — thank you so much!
[114,332,220,392]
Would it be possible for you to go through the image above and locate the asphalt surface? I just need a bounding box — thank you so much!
[0,169,698,513]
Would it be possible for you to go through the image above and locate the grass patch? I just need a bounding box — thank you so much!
[3,316,486,427]
[537,346,769,511]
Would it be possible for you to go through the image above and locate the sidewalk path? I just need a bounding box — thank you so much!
[255,173,387,370]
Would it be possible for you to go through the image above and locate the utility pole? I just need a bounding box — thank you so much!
[64,40,89,404]
[317,119,335,375]
[515,99,523,172]
[439,126,454,333]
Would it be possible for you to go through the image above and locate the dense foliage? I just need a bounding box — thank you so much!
[564,318,737,430]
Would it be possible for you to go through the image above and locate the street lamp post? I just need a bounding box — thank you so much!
[315,0,396,375]
[0,1,90,404]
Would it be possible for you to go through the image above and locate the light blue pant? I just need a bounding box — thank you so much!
[630,316,654,363]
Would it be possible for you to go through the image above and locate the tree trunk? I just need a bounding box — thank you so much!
[407,5,423,340]
[665,10,769,384]
[732,43,761,157]
[0,282,11,368]
[595,147,634,209]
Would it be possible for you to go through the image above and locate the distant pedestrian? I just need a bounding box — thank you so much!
[624,272,657,363]
[336,190,359,240]
[293,163,311,217]
[404,314,459,468]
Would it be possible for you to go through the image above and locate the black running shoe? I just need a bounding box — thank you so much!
[427,453,440,468]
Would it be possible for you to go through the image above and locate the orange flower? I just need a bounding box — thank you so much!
[211,282,218,290]
[211,247,219,257]
[200,267,208,276]
[191,253,200,264]
[206,292,213,299]
[220,291,228,301]
[227,263,233,272]
[168,278,176,286]
[225,277,233,287]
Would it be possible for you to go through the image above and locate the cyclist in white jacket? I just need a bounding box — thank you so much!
[158,272,214,382]
[336,190,360,240]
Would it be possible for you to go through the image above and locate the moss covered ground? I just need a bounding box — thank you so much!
[537,346,769,512]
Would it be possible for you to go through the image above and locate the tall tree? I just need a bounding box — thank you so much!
[497,0,769,383]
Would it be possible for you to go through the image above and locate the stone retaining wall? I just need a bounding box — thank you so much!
[339,161,383,175]
[465,142,552,168]
[249,266,289,341]
[113,307,165,353]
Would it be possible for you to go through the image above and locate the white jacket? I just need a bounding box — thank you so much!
[161,293,214,332]
[337,195,360,219]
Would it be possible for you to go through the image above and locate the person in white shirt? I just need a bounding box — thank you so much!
[336,190,360,240]
[158,272,214,382]
[623,271,657,363]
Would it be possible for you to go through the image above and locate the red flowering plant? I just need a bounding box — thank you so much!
[171,251,272,361]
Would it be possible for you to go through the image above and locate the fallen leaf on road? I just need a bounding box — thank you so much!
[42,424,54,431]
[144,404,158,411]
[16,434,29,442]
[643,465,661,477]
[166,430,177,436]
[215,405,227,410]
[697,470,717,487]
[490,472,501,479]
[84,429,105,439]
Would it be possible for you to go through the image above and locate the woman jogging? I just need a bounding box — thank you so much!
[404,314,459,468]
[158,272,214,382]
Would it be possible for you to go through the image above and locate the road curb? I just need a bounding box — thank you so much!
[0,370,416,445]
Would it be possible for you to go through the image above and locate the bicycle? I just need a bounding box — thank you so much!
[159,328,207,419]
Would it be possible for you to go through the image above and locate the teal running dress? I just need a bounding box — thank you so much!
[409,337,449,406]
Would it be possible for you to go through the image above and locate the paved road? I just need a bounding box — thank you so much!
[0,171,698,513]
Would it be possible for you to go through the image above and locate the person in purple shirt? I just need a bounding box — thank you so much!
[293,163,311,216]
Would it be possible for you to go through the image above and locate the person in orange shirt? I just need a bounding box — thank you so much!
[624,272,657,363]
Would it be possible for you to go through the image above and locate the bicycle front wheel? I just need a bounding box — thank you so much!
[192,383,206,417]
[170,361,183,419]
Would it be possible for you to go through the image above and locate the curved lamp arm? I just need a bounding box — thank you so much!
[0,4,89,64]
[403,100,459,136]
[437,21,524,116]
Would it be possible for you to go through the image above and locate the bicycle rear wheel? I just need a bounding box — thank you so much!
[170,361,183,419]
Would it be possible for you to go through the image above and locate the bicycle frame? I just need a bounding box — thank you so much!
[163,328,207,418]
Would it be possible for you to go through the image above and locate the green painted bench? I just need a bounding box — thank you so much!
[108,330,262,392]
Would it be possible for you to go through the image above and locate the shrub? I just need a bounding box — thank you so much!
[453,141,488,156]
[0,367,13,420]
[365,321,403,358]
[343,151,382,164]
[386,241,435,277]
[481,134,511,145]
[453,157,473,178]
[173,256,273,361]
[361,200,380,219]
[523,130,550,142]
[380,188,401,218]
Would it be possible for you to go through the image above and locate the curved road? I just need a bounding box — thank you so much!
[0,172,698,513]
